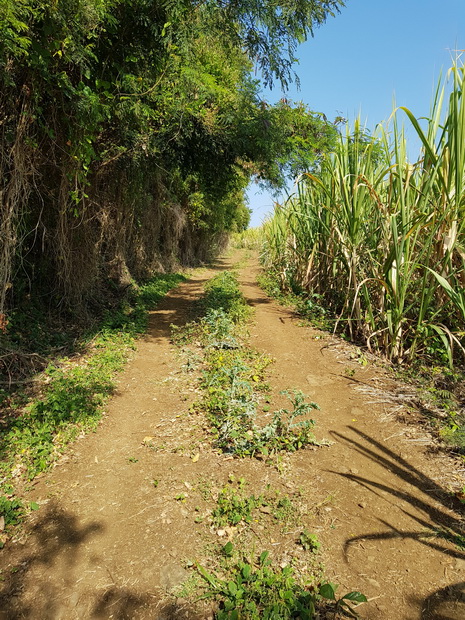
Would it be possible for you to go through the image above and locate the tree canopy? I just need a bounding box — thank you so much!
[0,0,344,318]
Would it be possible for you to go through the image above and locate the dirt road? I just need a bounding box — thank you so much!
[1,251,464,619]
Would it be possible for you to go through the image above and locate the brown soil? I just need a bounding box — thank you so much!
[1,250,465,620]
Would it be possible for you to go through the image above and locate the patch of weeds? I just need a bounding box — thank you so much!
[0,494,25,530]
[434,528,465,551]
[257,272,333,331]
[196,476,214,501]
[0,492,39,547]
[212,478,265,527]
[256,272,292,305]
[201,272,251,325]
[209,479,303,536]
[0,333,132,483]
[298,530,320,553]
[397,364,465,452]
[211,387,319,458]
[295,294,332,331]
[174,271,321,460]
[174,572,202,599]
[196,546,366,619]
[348,348,368,367]
[273,495,297,526]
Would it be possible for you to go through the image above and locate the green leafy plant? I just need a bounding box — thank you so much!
[0,495,25,529]
[197,547,366,619]
[298,530,321,553]
[175,272,321,460]
[319,583,367,619]
[211,479,265,527]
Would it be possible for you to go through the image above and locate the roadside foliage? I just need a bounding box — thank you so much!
[0,0,342,328]
[263,64,465,368]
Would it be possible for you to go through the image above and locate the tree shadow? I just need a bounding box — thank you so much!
[328,426,465,618]
[91,587,153,619]
[417,581,465,619]
[0,501,210,619]
[0,501,104,618]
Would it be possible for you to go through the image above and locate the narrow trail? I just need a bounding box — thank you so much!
[1,251,464,620]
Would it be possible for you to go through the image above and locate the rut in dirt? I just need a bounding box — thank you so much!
[0,251,464,620]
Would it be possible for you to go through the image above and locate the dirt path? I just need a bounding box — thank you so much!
[1,251,464,619]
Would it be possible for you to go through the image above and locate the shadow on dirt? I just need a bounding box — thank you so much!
[328,426,465,618]
[417,581,465,619]
[0,501,104,618]
[0,501,210,619]
[146,258,236,343]
[90,587,210,619]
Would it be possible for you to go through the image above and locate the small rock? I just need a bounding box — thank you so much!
[160,564,190,591]
[366,578,380,588]
[217,529,226,537]
[358,502,367,509]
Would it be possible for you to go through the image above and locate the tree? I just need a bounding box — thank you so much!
[0,0,345,319]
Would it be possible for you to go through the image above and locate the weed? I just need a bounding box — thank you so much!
[211,479,265,527]
[0,495,25,529]
[201,272,251,325]
[273,495,297,526]
[435,528,465,551]
[298,530,320,553]
[196,546,366,619]
[175,271,321,461]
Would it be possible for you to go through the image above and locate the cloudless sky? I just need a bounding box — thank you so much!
[247,0,465,227]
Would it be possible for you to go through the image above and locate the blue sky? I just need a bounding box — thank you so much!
[247,0,465,226]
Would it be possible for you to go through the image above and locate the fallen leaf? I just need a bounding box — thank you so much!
[191,453,200,463]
